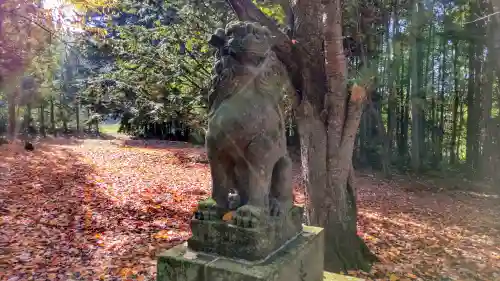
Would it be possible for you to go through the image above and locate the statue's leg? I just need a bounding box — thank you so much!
[232,134,279,227]
[243,135,277,210]
[270,155,293,216]
[207,142,231,211]
[234,161,249,206]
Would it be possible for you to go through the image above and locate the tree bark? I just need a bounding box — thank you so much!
[398,48,409,162]
[438,34,447,165]
[50,97,56,136]
[481,15,495,177]
[410,0,425,171]
[465,1,482,172]
[226,0,376,272]
[386,6,400,170]
[7,90,17,138]
[450,41,460,165]
[39,103,46,137]
[75,97,80,133]
[457,92,465,160]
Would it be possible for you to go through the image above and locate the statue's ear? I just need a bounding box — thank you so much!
[208,28,226,48]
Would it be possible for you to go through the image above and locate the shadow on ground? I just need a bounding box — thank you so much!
[0,142,189,280]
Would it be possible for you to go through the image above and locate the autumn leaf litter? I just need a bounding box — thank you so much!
[1,138,499,281]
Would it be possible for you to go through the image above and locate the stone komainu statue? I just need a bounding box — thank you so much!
[200,21,294,226]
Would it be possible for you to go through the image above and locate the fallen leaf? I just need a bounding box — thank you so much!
[222,211,234,222]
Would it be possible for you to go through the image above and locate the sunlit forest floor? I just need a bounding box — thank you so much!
[1,136,499,281]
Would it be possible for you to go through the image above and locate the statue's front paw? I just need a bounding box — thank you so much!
[234,205,266,228]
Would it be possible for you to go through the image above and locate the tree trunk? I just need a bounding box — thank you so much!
[457,93,465,161]
[481,16,495,177]
[39,103,46,137]
[490,0,500,71]
[410,0,425,171]
[50,97,56,136]
[438,34,447,165]
[427,23,437,167]
[59,92,67,133]
[465,1,482,172]
[380,7,399,177]
[87,108,92,131]
[450,42,460,165]
[227,0,376,272]
[75,99,80,133]
[7,90,17,138]
[398,49,409,162]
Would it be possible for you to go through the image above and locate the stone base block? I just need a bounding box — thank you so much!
[157,225,324,281]
[188,206,303,261]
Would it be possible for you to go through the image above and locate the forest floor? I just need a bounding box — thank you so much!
[1,136,499,281]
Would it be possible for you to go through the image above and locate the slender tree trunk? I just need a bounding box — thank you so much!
[450,42,460,165]
[7,90,17,138]
[39,103,46,137]
[87,108,92,131]
[430,31,437,168]
[410,0,425,171]
[381,7,399,176]
[26,103,32,121]
[75,100,80,133]
[457,92,465,161]
[481,18,495,177]
[24,103,32,138]
[465,2,482,172]
[50,97,56,136]
[389,8,400,156]
[438,35,447,164]
[427,23,436,164]
[59,92,67,133]
[398,49,409,162]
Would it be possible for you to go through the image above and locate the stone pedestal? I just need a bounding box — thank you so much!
[188,206,304,261]
[157,225,324,281]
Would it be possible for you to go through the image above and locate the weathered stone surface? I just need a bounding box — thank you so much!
[188,205,303,261]
[202,21,295,227]
[157,226,324,281]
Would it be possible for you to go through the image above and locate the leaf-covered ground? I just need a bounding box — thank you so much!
[1,138,499,281]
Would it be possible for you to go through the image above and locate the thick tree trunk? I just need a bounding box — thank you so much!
[227,0,376,272]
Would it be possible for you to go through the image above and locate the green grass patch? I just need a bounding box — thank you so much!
[100,123,120,134]
[323,272,364,281]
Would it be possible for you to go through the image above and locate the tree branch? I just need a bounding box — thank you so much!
[226,0,304,101]
[340,84,366,159]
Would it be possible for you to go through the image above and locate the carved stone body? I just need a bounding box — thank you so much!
[204,21,293,225]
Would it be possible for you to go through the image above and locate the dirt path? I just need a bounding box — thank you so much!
[0,138,499,281]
